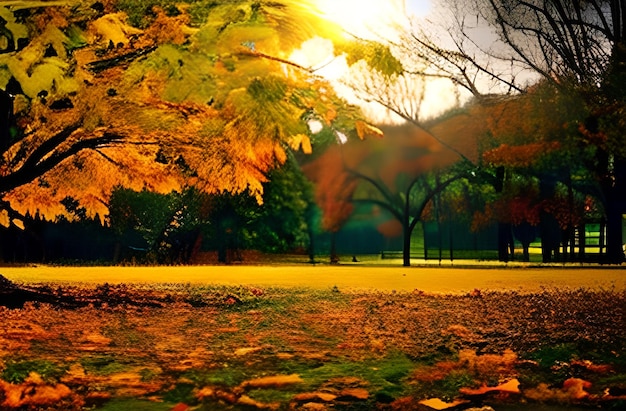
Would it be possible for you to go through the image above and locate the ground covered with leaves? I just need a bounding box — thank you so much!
[0,280,625,410]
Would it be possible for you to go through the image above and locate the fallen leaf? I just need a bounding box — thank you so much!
[171,403,189,411]
[563,378,592,400]
[237,394,279,410]
[240,374,303,389]
[196,386,215,399]
[337,388,369,401]
[525,378,592,402]
[234,347,263,356]
[460,378,521,395]
[1,372,73,408]
[292,392,338,402]
[418,398,469,410]
[571,360,613,374]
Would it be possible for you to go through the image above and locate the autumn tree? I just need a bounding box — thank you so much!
[304,119,474,266]
[0,0,372,240]
[304,144,357,263]
[406,0,626,262]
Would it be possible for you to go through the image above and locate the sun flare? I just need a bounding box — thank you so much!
[291,0,448,124]
[314,0,408,39]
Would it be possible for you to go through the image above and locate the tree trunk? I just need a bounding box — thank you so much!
[539,176,560,262]
[578,224,586,261]
[605,195,625,263]
[402,224,411,267]
[218,243,227,263]
[513,222,535,262]
[492,166,513,262]
[604,158,626,263]
[330,232,339,264]
[522,243,530,262]
[498,223,512,262]
[0,275,60,308]
[306,211,316,264]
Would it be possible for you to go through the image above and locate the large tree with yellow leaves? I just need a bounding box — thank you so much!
[0,0,369,228]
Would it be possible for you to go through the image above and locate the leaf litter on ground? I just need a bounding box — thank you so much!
[0,279,624,410]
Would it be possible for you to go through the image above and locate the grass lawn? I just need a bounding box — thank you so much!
[2,262,625,294]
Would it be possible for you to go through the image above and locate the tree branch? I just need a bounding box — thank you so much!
[85,46,158,73]
[0,130,125,194]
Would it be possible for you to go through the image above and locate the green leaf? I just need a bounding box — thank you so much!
[340,39,403,77]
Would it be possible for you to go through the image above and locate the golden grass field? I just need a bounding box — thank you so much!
[2,263,625,294]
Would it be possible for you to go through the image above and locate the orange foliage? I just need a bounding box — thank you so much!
[355,121,384,140]
[0,2,357,223]
[472,187,588,232]
[0,373,75,409]
[304,121,469,233]
[525,378,592,402]
[143,7,194,46]
[483,141,561,168]
[412,349,518,384]
[376,219,403,238]
[542,195,584,229]
[304,147,357,232]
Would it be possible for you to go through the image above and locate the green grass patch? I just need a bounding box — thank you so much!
[140,367,160,382]
[246,388,297,404]
[526,343,580,369]
[299,352,414,396]
[96,398,174,411]
[80,355,133,376]
[411,369,476,401]
[182,366,251,388]
[162,382,196,404]
[1,359,66,383]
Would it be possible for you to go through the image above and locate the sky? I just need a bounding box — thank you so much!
[296,0,460,124]
[314,0,426,39]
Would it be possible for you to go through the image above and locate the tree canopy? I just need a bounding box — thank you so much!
[0,0,373,226]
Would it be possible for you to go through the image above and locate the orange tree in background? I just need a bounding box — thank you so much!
[303,142,358,263]
[408,0,626,263]
[0,0,371,230]
[340,76,600,264]
[476,82,601,262]
[304,120,473,266]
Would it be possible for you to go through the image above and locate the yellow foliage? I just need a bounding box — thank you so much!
[355,120,384,140]
[4,24,79,98]
[324,107,337,124]
[289,134,312,154]
[88,13,142,47]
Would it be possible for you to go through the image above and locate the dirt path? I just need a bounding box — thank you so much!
[2,264,624,294]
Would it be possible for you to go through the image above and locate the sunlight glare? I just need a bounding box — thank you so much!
[314,0,408,39]
[290,0,453,124]
[308,119,324,134]
[335,131,348,144]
